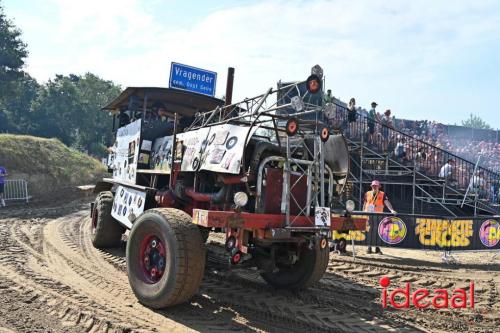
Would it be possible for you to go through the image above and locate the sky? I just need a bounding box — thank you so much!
[3,0,500,128]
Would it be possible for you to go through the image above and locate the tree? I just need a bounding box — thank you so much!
[0,3,121,156]
[0,2,28,103]
[461,114,492,130]
[30,73,121,155]
[0,72,39,133]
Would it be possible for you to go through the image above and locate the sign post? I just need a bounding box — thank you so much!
[169,62,217,97]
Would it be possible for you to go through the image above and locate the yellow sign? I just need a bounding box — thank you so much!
[332,215,369,241]
[415,218,473,247]
[333,230,366,241]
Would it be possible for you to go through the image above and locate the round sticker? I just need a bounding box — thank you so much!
[378,216,407,245]
[128,196,133,206]
[479,219,500,247]
[137,197,143,208]
[122,206,127,216]
[120,188,125,197]
[226,136,238,149]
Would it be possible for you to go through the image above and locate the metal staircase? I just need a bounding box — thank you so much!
[330,101,500,216]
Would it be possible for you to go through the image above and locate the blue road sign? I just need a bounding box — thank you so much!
[169,62,217,97]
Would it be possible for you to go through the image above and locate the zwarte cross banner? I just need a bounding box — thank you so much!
[333,213,500,251]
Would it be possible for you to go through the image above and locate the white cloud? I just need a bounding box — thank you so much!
[15,0,500,126]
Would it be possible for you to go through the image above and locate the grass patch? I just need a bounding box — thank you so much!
[0,134,106,186]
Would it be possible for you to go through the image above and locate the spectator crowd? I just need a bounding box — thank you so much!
[325,97,499,205]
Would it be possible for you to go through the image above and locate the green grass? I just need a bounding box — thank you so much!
[0,134,106,185]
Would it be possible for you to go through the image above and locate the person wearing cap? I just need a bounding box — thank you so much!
[363,180,396,254]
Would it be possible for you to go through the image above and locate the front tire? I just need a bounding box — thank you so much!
[126,208,206,308]
[91,191,124,248]
[260,242,329,290]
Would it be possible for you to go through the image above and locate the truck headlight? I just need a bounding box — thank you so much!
[234,192,248,208]
[346,200,355,213]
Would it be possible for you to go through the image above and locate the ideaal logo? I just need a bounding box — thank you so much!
[479,219,500,248]
[378,217,407,245]
[380,276,474,309]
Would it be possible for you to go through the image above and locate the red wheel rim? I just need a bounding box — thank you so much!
[139,235,167,284]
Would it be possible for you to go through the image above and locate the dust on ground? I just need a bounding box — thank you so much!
[0,200,498,333]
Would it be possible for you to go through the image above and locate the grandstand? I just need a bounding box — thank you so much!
[328,100,500,216]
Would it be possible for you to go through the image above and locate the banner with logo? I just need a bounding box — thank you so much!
[333,214,500,251]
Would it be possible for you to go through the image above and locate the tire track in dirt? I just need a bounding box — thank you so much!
[42,212,263,333]
[325,255,497,332]
[1,214,245,332]
[0,210,294,332]
[77,221,417,333]
[2,206,496,333]
[70,213,408,333]
[207,235,498,333]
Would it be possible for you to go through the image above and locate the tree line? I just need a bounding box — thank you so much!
[0,3,120,156]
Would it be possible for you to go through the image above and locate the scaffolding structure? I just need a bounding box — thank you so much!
[330,103,500,217]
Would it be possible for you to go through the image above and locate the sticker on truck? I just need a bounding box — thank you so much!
[111,185,146,229]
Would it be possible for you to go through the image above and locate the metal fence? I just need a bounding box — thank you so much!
[2,179,29,203]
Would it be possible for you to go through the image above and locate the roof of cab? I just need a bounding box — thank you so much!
[101,87,224,117]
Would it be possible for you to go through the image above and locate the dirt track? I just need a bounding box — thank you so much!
[0,200,498,333]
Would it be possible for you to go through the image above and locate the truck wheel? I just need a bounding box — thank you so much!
[260,243,329,290]
[126,208,206,308]
[91,191,124,248]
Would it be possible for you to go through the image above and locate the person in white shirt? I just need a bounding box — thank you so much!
[438,159,455,179]
[394,137,406,161]
[468,170,487,199]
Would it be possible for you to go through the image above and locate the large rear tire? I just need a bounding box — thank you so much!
[260,243,329,290]
[91,191,124,248]
[126,208,206,308]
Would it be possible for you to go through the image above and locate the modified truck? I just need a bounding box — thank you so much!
[91,66,366,308]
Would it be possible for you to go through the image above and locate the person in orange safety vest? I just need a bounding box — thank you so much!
[363,180,397,254]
